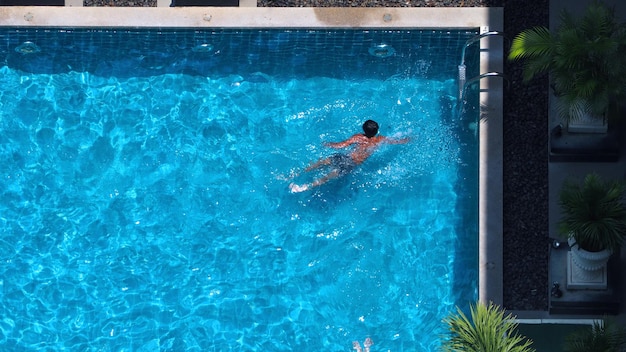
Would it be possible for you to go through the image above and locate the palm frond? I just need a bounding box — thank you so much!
[565,319,626,352]
[508,26,555,82]
[558,173,626,252]
[442,302,535,352]
[509,26,553,60]
[511,0,626,119]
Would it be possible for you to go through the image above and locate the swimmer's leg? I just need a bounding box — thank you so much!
[352,341,362,352]
[288,169,340,193]
[284,157,331,186]
[304,157,332,172]
[289,183,309,193]
[310,169,340,188]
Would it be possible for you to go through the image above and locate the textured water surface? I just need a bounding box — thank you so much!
[0,67,477,351]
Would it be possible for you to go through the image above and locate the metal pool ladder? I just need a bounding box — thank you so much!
[458,31,508,101]
[459,72,510,104]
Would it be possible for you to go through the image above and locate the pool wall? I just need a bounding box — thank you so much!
[0,6,504,304]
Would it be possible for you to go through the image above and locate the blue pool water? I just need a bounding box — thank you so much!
[0,28,479,351]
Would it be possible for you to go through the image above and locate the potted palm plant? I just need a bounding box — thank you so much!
[564,319,626,352]
[508,1,626,133]
[558,173,626,274]
[442,302,535,352]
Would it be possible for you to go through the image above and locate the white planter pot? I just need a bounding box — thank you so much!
[567,113,607,133]
[559,97,608,133]
[568,237,612,271]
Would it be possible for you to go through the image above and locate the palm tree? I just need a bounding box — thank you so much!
[558,173,626,253]
[508,1,626,122]
[442,301,535,352]
[564,319,626,352]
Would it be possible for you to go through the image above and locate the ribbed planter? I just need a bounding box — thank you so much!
[566,104,607,134]
[568,237,612,272]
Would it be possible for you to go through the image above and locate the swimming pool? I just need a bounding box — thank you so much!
[0,7,503,351]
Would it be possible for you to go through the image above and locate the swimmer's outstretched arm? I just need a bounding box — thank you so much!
[384,135,411,144]
[325,134,410,148]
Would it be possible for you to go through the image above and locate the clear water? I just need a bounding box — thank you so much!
[0,29,478,351]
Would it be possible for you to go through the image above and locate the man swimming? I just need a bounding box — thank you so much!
[289,120,409,193]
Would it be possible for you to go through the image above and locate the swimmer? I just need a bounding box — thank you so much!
[353,337,373,352]
[289,120,409,193]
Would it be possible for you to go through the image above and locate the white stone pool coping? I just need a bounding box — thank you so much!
[0,6,504,305]
[0,7,499,29]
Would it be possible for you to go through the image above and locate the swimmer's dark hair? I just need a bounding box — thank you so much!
[362,120,379,138]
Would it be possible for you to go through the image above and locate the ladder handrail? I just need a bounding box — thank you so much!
[458,72,509,119]
[460,31,507,67]
[464,72,509,91]
[458,31,507,99]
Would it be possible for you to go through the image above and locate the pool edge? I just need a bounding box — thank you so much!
[477,15,504,307]
[0,7,499,29]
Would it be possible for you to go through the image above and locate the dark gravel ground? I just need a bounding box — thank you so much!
[500,0,549,312]
[84,0,550,311]
[85,0,155,6]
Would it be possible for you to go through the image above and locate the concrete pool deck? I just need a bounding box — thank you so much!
[512,0,626,327]
[0,6,500,29]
